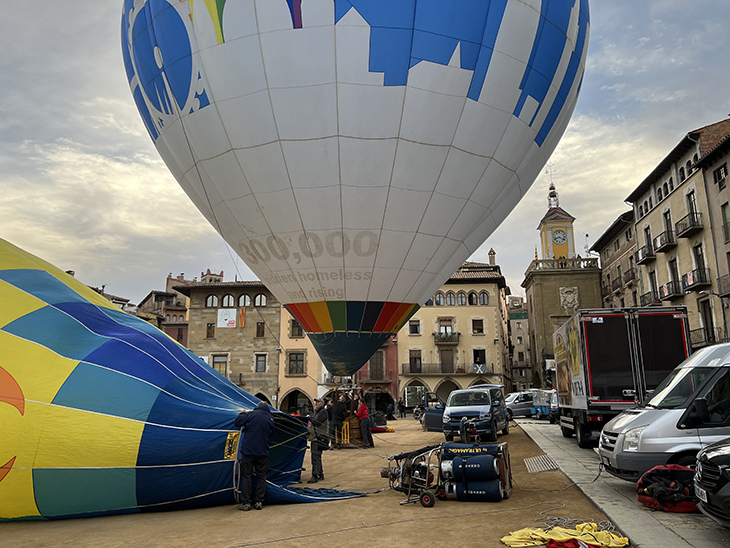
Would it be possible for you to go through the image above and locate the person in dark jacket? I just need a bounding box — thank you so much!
[386,402,396,421]
[234,401,275,511]
[397,398,406,418]
[355,400,374,448]
[308,398,329,483]
[325,398,335,448]
[331,395,348,448]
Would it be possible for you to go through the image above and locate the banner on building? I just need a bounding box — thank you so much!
[217,309,237,328]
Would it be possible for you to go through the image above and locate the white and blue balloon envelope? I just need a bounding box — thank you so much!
[122,0,590,375]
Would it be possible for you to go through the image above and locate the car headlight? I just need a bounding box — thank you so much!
[622,426,647,452]
[478,413,490,420]
[442,414,450,423]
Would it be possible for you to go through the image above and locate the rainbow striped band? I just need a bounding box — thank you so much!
[284,301,419,335]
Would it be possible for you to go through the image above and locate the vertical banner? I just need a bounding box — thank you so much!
[240,307,246,328]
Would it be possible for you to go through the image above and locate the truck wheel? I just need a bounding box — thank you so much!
[576,423,592,449]
[420,490,436,508]
[561,425,573,438]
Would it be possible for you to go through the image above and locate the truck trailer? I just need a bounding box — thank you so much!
[553,307,691,448]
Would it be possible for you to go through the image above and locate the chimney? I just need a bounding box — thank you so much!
[488,248,496,266]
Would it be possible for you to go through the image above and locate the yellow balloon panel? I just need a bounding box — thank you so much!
[0,469,40,520]
[0,280,45,329]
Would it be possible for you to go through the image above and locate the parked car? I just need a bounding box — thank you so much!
[695,436,730,528]
[506,390,535,420]
[598,343,730,482]
[423,385,509,442]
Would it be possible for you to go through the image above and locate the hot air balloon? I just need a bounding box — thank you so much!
[121,0,590,376]
[0,239,359,521]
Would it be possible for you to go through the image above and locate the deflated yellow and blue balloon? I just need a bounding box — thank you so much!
[0,239,354,521]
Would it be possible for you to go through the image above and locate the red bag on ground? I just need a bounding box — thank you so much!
[636,464,699,512]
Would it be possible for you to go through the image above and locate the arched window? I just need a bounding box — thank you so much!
[172,315,177,323]
[693,153,698,164]
[457,292,467,306]
[679,167,686,182]
[648,196,652,208]
[669,177,674,191]
[638,205,643,217]
[663,182,668,196]
[222,294,235,307]
[468,292,478,305]
[657,188,662,201]
[434,293,444,306]
[165,314,171,322]
[254,294,267,307]
[239,294,251,307]
[445,292,456,306]
[479,292,489,305]
[205,295,218,307]
[686,160,692,173]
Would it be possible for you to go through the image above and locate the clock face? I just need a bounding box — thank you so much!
[552,229,567,244]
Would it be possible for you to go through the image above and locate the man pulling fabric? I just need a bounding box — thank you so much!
[234,401,275,511]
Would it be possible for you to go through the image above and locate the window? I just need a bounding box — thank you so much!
[663,210,672,232]
[369,351,385,380]
[291,320,304,338]
[479,292,489,305]
[205,295,218,307]
[663,182,669,197]
[518,351,524,362]
[516,321,522,329]
[669,177,674,191]
[472,319,484,334]
[639,205,644,217]
[517,336,523,345]
[519,368,525,377]
[409,320,420,335]
[409,350,422,373]
[288,352,304,375]
[648,196,652,209]
[176,328,184,343]
[165,314,171,322]
[212,355,227,376]
[686,160,692,174]
[626,228,632,242]
[679,167,686,182]
[445,292,456,306]
[239,294,251,307]
[222,294,234,307]
[457,292,467,306]
[613,239,620,251]
[434,293,444,306]
[722,203,730,242]
[254,294,267,307]
[255,354,267,373]
[657,187,662,201]
[256,322,265,338]
[715,163,728,190]
[206,323,215,338]
[468,292,478,305]
[687,190,698,216]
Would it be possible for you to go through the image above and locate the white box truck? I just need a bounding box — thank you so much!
[553,307,691,448]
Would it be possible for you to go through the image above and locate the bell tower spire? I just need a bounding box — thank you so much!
[547,182,559,209]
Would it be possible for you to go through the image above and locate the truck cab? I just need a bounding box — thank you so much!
[598,343,730,482]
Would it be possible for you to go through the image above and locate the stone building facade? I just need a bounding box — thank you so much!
[507,296,532,390]
[590,211,638,308]
[175,280,280,403]
[397,258,510,405]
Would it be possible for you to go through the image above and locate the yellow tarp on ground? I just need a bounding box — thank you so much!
[500,522,629,547]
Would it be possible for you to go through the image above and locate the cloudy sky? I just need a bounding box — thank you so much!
[2,1,730,305]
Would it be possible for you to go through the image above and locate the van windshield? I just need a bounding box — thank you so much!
[447,391,491,407]
[646,367,714,409]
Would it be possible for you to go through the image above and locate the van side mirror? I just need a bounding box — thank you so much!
[693,398,710,423]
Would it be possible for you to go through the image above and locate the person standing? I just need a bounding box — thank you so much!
[356,400,374,448]
[397,397,406,419]
[234,401,275,511]
[331,395,347,448]
[386,401,396,421]
[308,398,329,483]
[325,398,334,448]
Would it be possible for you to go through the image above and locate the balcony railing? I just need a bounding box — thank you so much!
[433,332,460,345]
[624,267,637,285]
[639,290,662,306]
[658,280,683,301]
[611,278,622,293]
[636,245,655,265]
[718,274,730,298]
[690,327,728,348]
[675,212,703,238]
[524,257,599,274]
[601,284,610,299]
[681,268,711,292]
[401,362,494,376]
[653,230,677,252]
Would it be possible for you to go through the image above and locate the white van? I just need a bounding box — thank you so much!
[598,343,730,482]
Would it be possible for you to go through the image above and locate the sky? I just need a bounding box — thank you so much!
[2,1,730,306]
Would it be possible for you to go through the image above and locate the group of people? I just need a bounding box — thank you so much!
[233,395,409,510]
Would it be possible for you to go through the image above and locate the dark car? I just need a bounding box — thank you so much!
[695,436,730,528]
[423,385,509,442]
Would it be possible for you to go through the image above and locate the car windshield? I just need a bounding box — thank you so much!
[447,391,491,407]
[646,367,714,409]
[505,393,518,403]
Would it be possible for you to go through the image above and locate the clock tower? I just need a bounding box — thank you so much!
[538,183,576,259]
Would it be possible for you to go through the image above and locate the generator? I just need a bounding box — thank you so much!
[381,442,512,507]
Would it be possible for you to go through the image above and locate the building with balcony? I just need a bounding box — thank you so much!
[590,210,638,308]
[522,184,602,387]
[397,256,510,404]
[508,296,532,390]
[625,118,730,348]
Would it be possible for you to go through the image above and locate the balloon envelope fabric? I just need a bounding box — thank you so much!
[122,0,589,376]
[0,239,359,521]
